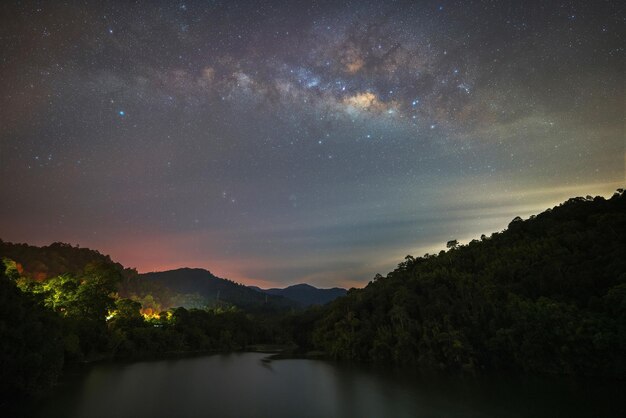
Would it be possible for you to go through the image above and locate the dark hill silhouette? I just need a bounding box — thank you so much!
[138,268,297,310]
[308,189,626,378]
[250,283,346,307]
[0,242,296,311]
[0,240,126,281]
[3,190,624,380]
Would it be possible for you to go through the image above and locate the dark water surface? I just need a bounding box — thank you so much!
[14,353,625,417]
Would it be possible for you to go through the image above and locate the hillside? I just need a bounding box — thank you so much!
[0,242,296,312]
[2,190,624,380]
[133,268,297,311]
[0,241,126,281]
[308,190,626,378]
[250,284,346,307]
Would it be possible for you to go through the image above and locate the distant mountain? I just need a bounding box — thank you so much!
[0,241,298,312]
[137,268,297,310]
[250,283,347,307]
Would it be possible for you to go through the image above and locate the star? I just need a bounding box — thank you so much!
[0,0,621,288]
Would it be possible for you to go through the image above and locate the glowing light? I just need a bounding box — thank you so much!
[343,92,382,111]
[106,310,117,321]
[140,307,162,320]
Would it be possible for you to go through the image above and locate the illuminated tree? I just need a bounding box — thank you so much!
[0,261,64,397]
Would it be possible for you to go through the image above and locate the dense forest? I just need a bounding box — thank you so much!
[307,190,626,377]
[0,257,289,402]
[1,189,624,401]
[0,241,297,313]
[133,268,298,312]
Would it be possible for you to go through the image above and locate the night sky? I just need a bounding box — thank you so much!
[0,1,623,288]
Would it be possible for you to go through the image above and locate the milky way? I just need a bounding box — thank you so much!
[0,1,623,287]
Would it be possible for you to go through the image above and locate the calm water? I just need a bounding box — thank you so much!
[14,353,625,417]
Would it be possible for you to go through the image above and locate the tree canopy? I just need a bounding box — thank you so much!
[309,190,626,377]
[1,190,624,402]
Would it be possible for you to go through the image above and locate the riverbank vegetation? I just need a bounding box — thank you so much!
[1,190,624,400]
[0,260,289,401]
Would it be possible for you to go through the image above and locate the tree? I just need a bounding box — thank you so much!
[446,240,459,249]
[2,258,21,281]
[0,262,64,399]
[110,298,144,330]
[309,190,626,377]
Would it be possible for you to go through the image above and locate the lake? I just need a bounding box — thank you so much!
[14,353,625,417]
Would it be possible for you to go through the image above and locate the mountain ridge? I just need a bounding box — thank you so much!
[307,190,626,377]
[132,268,298,311]
[249,283,347,307]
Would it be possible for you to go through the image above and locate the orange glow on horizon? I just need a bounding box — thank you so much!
[86,235,368,289]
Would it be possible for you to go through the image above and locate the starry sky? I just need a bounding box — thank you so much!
[0,1,623,288]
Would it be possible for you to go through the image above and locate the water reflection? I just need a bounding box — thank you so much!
[21,353,625,418]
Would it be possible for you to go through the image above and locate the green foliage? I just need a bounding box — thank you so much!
[119,268,297,312]
[2,257,21,281]
[310,190,626,377]
[110,298,144,330]
[0,241,129,281]
[0,263,64,400]
[1,250,287,400]
[13,262,122,361]
[2,190,624,402]
[108,306,273,359]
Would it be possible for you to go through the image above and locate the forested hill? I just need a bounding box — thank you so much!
[309,190,626,377]
[136,268,297,310]
[0,241,126,281]
[0,242,297,312]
